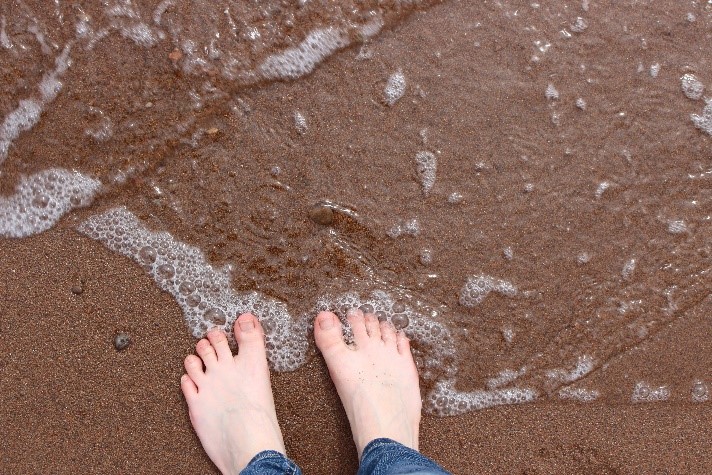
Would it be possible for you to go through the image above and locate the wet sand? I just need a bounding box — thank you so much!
[1,0,711,472]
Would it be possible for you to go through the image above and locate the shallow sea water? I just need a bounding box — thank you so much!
[1,0,710,415]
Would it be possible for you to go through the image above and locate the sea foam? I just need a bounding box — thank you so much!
[0,168,101,238]
[77,206,309,372]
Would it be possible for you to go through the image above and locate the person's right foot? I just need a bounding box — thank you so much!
[314,308,422,458]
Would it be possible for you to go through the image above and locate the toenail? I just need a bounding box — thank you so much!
[239,318,255,332]
[319,315,335,330]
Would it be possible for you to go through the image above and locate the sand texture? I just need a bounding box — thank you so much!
[1,0,711,473]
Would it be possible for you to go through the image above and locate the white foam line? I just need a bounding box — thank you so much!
[259,27,350,80]
[77,206,309,372]
[0,45,72,165]
[1,16,13,49]
[153,0,176,25]
[0,168,101,238]
[426,379,537,416]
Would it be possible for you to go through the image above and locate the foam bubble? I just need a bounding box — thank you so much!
[0,46,72,164]
[546,355,594,383]
[486,368,526,389]
[691,380,709,403]
[0,100,43,163]
[77,207,309,372]
[385,70,406,106]
[558,387,599,402]
[314,290,456,383]
[459,274,517,307]
[503,247,514,260]
[681,74,704,100]
[415,151,436,195]
[0,169,101,238]
[259,27,350,80]
[622,258,636,280]
[577,252,591,264]
[595,181,610,198]
[293,111,308,135]
[649,63,660,78]
[419,248,433,265]
[425,379,537,416]
[0,16,12,49]
[576,97,587,110]
[120,23,161,47]
[667,219,687,234]
[691,99,712,136]
[447,192,463,204]
[387,218,421,238]
[153,0,176,25]
[545,83,559,100]
[631,381,670,403]
[570,17,588,33]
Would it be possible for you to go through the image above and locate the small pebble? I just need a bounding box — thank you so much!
[71,285,84,295]
[114,333,131,351]
[168,49,182,62]
[308,203,334,226]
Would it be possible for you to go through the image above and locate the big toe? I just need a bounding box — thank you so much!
[314,311,347,356]
[233,313,267,360]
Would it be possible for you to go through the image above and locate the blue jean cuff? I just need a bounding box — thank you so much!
[358,438,452,475]
[240,449,301,475]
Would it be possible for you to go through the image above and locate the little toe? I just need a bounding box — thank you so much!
[364,313,381,340]
[184,354,205,383]
[314,311,347,356]
[233,313,267,360]
[206,329,233,361]
[346,308,369,344]
[379,320,397,346]
[180,374,198,400]
[196,338,218,368]
[396,331,412,356]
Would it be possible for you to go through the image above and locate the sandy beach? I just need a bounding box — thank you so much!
[1,0,711,473]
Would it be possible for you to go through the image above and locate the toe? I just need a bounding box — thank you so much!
[207,329,233,361]
[346,308,369,344]
[396,331,412,355]
[364,313,381,340]
[184,354,205,383]
[180,374,198,401]
[233,313,267,360]
[380,320,397,346]
[314,311,348,356]
[196,338,218,368]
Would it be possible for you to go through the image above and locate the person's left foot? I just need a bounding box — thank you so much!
[181,313,286,475]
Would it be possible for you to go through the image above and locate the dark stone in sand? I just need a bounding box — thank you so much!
[308,203,334,225]
[114,333,131,351]
[71,285,83,295]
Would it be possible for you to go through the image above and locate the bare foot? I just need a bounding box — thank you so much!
[181,313,286,475]
[314,308,422,458]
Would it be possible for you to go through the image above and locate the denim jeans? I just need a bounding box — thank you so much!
[240,438,451,475]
